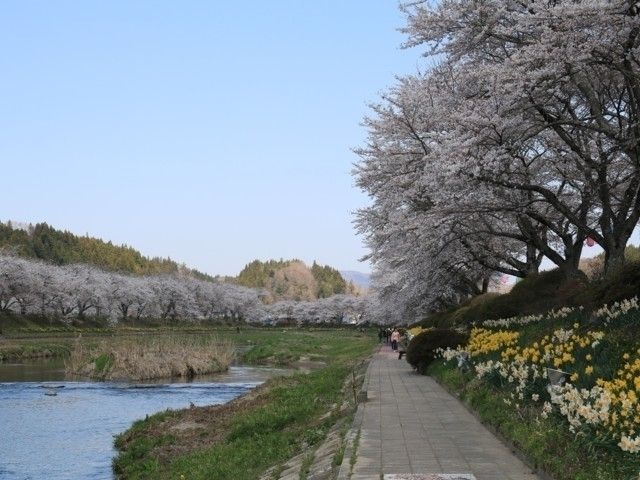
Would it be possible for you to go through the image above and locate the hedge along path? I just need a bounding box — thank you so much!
[341,344,540,480]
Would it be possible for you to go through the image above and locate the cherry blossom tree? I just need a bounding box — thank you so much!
[0,254,366,326]
[355,1,640,320]
[401,0,640,275]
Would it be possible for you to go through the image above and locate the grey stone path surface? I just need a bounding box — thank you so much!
[344,345,541,480]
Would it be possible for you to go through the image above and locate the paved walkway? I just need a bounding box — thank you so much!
[342,344,542,480]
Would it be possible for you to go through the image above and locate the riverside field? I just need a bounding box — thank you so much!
[112,327,376,479]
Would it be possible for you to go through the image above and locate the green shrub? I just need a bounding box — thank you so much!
[455,293,520,324]
[406,328,468,373]
[414,263,640,331]
[418,269,568,329]
[570,261,640,309]
[554,276,590,307]
[449,293,500,324]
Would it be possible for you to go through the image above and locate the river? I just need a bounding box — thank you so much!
[0,358,287,479]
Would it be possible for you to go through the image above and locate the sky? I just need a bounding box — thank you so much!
[0,1,423,276]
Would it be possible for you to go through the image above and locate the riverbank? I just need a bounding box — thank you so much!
[113,329,376,479]
[0,323,226,362]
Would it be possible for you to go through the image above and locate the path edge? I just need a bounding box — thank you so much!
[336,352,375,480]
[429,373,556,480]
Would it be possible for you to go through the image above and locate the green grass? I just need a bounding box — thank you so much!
[93,353,113,373]
[197,369,337,477]
[0,316,373,364]
[428,360,640,480]
[236,328,374,365]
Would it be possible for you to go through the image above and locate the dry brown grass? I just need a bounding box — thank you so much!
[65,335,235,381]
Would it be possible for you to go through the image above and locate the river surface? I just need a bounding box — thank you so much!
[0,359,288,480]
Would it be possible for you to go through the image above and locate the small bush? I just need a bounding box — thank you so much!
[94,353,113,374]
[406,328,468,373]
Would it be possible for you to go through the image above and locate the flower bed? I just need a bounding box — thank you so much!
[440,297,640,455]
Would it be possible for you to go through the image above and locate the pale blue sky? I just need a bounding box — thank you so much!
[1,1,422,276]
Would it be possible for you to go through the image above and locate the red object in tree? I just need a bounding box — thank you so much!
[586,237,595,247]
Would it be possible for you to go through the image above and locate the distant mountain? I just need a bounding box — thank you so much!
[340,270,371,290]
[235,259,354,302]
[0,221,369,300]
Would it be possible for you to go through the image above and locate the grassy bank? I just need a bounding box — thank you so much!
[65,336,235,381]
[112,328,376,479]
[0,340,72,361]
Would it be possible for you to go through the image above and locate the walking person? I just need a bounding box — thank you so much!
[390,328,400,351]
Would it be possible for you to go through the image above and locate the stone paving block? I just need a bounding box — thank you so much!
[344,346,542,480]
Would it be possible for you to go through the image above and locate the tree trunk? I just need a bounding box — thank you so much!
[119,303,130,321]
[525,244,542,276]
[604,246,626,277]
[554,231,586,280]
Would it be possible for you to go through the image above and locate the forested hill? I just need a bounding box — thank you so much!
[0,221,215,280]
[235,259,355,301]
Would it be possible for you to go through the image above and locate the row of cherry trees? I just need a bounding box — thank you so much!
[0,255,366,325]
[355,0,640,323]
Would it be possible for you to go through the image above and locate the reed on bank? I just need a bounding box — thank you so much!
[65,336,235,381]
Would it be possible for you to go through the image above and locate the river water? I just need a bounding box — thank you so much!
[0,359,287,479]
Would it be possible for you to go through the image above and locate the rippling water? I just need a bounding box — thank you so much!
[0,363,286,480]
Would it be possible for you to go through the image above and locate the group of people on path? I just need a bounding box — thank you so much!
[378,327,410,360]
